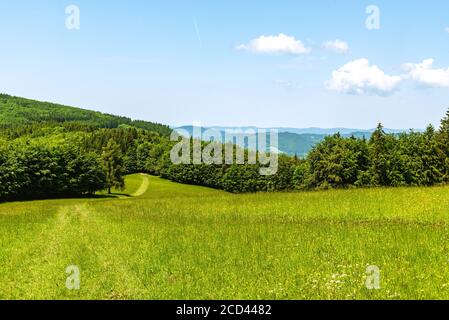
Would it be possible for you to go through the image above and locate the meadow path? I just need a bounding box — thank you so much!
[130,174,150,197]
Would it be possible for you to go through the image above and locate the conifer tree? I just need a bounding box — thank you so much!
[437,110,449,182]
[369,123,390,186]
[101,139,125,194]
[422,124,442,185]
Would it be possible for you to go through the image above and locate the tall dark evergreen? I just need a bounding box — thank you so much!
[422,125,443,185]
[437,110,449,182]
[369,123,391,186]
[101,139,125,194]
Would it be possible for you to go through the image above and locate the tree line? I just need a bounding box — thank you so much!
[163,110,449,192]
[0,128,127,200]
[2,107,449,200]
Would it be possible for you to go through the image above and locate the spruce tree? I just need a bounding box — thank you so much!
[101,139,125,194]
[437,109,449,182]
[422,124,442,185]
[369,123,389,186]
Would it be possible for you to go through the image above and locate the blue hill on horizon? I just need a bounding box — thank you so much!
[174,126,423,157]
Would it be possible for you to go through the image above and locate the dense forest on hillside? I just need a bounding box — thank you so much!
[0,94,171,136]
[1,94,449,200]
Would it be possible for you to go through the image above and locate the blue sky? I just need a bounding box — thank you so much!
[1,0,449,129]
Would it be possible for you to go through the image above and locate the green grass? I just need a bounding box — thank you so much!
[1,174,449,299]
[97,173,148,197]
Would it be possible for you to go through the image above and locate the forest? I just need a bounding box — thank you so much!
[0,94,171,135]
[1,94,449,200]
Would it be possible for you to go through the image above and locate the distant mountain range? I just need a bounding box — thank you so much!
[174,126,422,157]
[0,94,424,157]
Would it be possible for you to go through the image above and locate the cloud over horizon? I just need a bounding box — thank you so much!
[236,33,311,55]
[326,59,402,96]
[402,59,449,88]
[327,58,449,96]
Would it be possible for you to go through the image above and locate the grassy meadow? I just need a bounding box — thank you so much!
[1,174,449,299]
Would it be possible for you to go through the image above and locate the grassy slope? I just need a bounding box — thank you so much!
[1,175,449,299]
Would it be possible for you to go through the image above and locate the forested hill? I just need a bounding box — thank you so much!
[2,92,449,201]
[0,94,171,136]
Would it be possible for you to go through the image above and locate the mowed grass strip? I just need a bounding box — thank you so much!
[1,174,449,299]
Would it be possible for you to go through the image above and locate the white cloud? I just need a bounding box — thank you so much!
[445,27,449,34]
[402,59,449,88]
[236,33,311,55]
[326,59,402,96]
[322,39,349,54]
[327,58,449,95]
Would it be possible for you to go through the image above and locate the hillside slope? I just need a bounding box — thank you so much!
[0,94,171,136]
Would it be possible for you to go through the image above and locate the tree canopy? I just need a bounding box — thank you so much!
[2,94,449,201]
